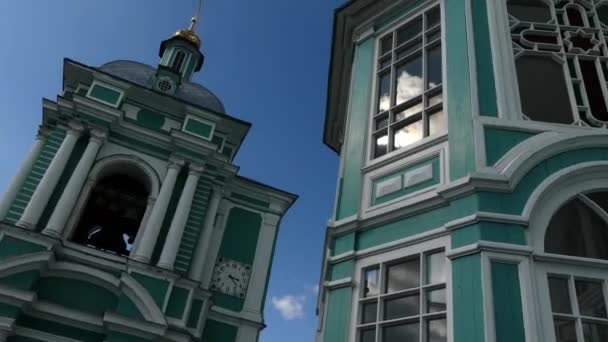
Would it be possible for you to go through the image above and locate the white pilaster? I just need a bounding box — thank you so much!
[0,127,49,220]
[235,324,259,342]
[157,165,203,270]
[200,203,229,288]
[130,196,156,255]
[131,159,183,263]
[189,185,223,281]
[242,213,280,316]
[42,130,107,238]
[16,123,84,229]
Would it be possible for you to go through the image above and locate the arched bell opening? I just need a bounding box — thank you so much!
[71,174,149,256]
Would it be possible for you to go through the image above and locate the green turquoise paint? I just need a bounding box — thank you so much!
[166,286,190,319]
[331,233,355,256]
[136,109,166,130]
[322,287,352,342]
[451,222,527,248]
[88,84,122,106]
[0,237,46,260]
[115,293,144,320]
[0,270,39,290]
[452,254,484,342]
[376,0,429,31]
[485,128,536,166]
[18,315,105,342]
[187,299,203,328]
[212,292,244,312]
[35,277,117,316]
[0,303,20,318]
[175,181,211,274]
[372,157,440,206]
[472,0,498,117]
[202,319,238,342]
[445,0,476,180]
[218,207,262,265]
[222,146,234,158]
[130,272,169,309]
[336,38,374,220]
[329,260,354,281]
[491,262,526,342]
[184,117,213,140]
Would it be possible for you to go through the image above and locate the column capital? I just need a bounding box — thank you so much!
[211,184,225,196]
[89,129,108,144]
[262,212,281,227]
[188,164,205,177]
[36,126,51,140]
[167,157,185,170]
[67,121,86,136]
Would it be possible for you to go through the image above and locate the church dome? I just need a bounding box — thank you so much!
[98,60,226,114]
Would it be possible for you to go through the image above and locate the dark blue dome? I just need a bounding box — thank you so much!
[98,60,226,114]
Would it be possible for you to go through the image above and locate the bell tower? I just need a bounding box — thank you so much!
[0,3,295,342]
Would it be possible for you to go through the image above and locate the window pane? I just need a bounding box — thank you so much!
[428,318,447,342]
[376,116,389,131]
[393,120,423,149]
[429,109,446,135]
[384,323,419,342]
[426,251,446,284]
[427,45,442,89]
[378,72,391,113]
[395,54,423,106]
[428,92,443,107]
[384,294,420,320]
[515,55,573,124]
[396,38,423,61]
[395,102,423,122]
[364,268,380,297]
[381,34,393,55]
[427,288,447,313]
[397,18,423,46]
[362,302,378,324]
[583,322,608,342]
[386,259,420,292]
[554,319,577,342]
[575,280,607,318]
[361,328,376,342]
[507,0,552,23]
[548,277,572,314]
[426,7,441,28]
[374,134,389,158]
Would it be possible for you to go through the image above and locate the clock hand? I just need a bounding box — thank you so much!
[228,274,239,284]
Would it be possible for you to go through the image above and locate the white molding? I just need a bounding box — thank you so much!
[16,327,81,342]
[120,273,167,325]
[183,114,215,141]
[85,80,125,108]
[447,241,532,260]
[324,278,353,290]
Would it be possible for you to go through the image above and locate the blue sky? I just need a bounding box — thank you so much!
[0,1,343,341]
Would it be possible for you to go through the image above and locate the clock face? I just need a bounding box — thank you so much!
[210,257,251,298]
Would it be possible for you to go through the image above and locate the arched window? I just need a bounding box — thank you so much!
[71,174,148,256]
[171,51,187,73]
[545,192,608,260]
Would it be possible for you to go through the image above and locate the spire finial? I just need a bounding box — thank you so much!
[189,0,203,31]
[171,0,203,49]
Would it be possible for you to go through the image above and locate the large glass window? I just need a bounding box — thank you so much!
[372,5,444,159]
[507,0,608,126]
[356,250,447,342]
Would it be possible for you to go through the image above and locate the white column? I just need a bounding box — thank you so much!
[157,165,203,270]
[131,159,183,263]
[129,196,156,255]
[42,130,107,238]
[189,185,223,281]
[242,213,280,317]
[0,127,49,220]
[16,123,84,229]
[200,204,229,288]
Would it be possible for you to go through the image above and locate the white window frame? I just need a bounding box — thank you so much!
[365,1,448,168]
[348,235,451,342]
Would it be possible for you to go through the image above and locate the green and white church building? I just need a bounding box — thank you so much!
[0,14,296,342]
[317,0,608,342]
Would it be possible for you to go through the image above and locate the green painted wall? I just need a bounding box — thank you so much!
[35,277,117,316]
[0,270,39,290]
[371,157,440,206]
[0,237,46,260]
[88,84,122,106]
[202,319,238,342]
[231,193,270,208]
[17,315,104,342]
[135,109,166,131]
[471,0,498,117]
[452,254,484,342]
[8,336,44,342]
[184,118,213,140]
[4,128,66,224]
[335,38,374,220]
[212,207,262,311]
[115,293,144,320]
[445,0,475,180]
[331,233,355,256]
[130,272,169,309]
[491,262,526,342]
[451,222,526,248]
[166,286,189,319]
[328,260,354,281]
[485,128,536,166]
[187,299,203,328]
[105,332,149,342]
[322,287,352,342]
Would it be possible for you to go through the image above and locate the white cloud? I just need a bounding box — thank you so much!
[271,295,306,320]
